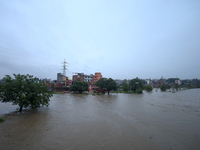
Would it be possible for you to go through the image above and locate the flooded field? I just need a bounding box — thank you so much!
[0,89,200,150]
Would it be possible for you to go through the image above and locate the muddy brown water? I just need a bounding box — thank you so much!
[0,89,200,150]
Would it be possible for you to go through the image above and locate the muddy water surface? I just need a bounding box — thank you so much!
[0,89,200,150]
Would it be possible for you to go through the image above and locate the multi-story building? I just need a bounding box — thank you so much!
[84,74,93,82]
[57,73,65,83]
[72,72,103,92]
[93,72,102,83]
[73,73,85,82]
[175,80,181,85]
[66,77,72,87]
[73,72,102,83]
[57,73,72,87]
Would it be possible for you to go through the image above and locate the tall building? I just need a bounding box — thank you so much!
[72,72,102,83]
[84,74,93,82]
[93,72,102,83]
[57,73,66,83]
[73,73,85,81]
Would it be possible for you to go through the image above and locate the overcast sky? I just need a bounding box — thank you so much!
[0,0,200,80]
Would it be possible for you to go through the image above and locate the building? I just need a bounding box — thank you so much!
[93,72,102,83]
[157,79,164,86]
[73,72,102,83]
[66,77,72,87]
[57,73,65,83]
[145,79,152,85]
[73,73,85,82]
[84,74,93,82]
[175,80,181,85]
[72,72,103,92]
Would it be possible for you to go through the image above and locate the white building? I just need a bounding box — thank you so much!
[175,80,181,85]
[84,74,93,82]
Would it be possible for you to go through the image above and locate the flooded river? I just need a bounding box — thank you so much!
[0,89,200,150]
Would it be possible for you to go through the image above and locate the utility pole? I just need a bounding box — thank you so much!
[62,59,68,86]
[62,59,68,76]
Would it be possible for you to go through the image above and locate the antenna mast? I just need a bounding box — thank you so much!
[62,59,68,76]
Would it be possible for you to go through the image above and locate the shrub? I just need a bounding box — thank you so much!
[160,85,166,91]
[0,118,5,123]
[166,84,171,89]
[137,88,143,94]
[145,85,153,91]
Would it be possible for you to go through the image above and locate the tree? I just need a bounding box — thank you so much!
[145,85,153,91]
[106,78,117,94]
[165,84,171,89]
[123,84,128,92]
[174,84,179,91]
[95,78,117,94]
[129,78,143,93]
[95,78,107,89]
[137,88,143,94]
[121,79,128,86]
[160,85,166,91]
[0,74,53,112]
[70,81,88,93]
[166,78,180,84]
[141,79,147,85]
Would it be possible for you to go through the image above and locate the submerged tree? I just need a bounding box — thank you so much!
[129,78,143,93]
[106,78,117,94]
[145,85,153,91]
[160,85,166,91]
[95,78,117,94]
[70,81,88,93]
[0,74,53,112]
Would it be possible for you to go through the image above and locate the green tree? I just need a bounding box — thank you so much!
[106,78,117,94]
[70,81,88,93]
[174,84,179,91]
[0,74,53,112]
[129,78,143,93]
[160,85,166,91]
[95,78,117,94]
[123,84,128,92]
[165,84,171,89]
[141,79,147,85]
[121,79,128,86]
[95,78,107,89]
[166,78,180,84]
[145,85,153,91]
[137,88,143,94]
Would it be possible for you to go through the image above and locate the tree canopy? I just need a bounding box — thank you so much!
[0,74,53,112]
[95,78,117,94]
[166,78,180,84]
[123,84,128,92]
[121,79,128,86]
[129,78,143,93]
[70,81,88,93]
[145,85,153,91]
[160,85,166,91]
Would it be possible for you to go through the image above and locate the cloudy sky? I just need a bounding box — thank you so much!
[0,0,200,80]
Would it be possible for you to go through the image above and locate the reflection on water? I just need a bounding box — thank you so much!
[0,89,200,150]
